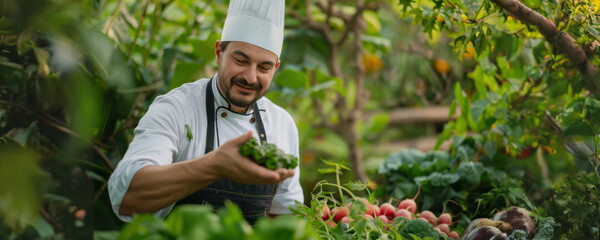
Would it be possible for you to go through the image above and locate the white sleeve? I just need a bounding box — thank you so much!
[269,122,304,214]
[108,95,185,221]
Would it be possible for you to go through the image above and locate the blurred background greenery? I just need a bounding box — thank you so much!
[1,0,599,239]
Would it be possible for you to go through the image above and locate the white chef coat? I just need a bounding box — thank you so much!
[108,75,303,222]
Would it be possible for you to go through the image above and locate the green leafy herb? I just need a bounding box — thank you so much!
[239,138,298,170]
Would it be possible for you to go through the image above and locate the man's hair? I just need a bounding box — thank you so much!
[219,41,231,52]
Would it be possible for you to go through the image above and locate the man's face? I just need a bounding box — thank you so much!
[215,41,279,113]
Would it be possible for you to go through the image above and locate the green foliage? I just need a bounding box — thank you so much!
[1,0,229,238]
[546,173,600,239]
[119,203,317,240]
[531,217,559,240]
[239,138,299,170]
[0,144,46,232]
[376,139,532,217]
[507,230,528,240]
[397,218,447,240]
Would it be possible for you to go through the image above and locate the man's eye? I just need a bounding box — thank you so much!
[259,66,270,71]
[235,59,247,64]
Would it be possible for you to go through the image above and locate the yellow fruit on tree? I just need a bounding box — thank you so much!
[437,14,445,23]
[461,14,468,23]
[462,42,475,59]
[362,54,383,73]
[433,59,451,75]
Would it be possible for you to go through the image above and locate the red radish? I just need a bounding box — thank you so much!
[419,210,437,225]
[332,206,349,223]
[373,204,381,216]
[394,208,413,219]
[326,221,336,228]
[397,184,421,214]
[439,199,461,225]
[448,231,460,239]
[340,216,353,225]
[438,213,452,225]
[378,215,392,224]
[379,202,396,219]
[318,204,331,221]
[353,198,374,216]
[433,226,447,236]
[361,214,374,221]
[378,215,391,230]
[436,223,450,235]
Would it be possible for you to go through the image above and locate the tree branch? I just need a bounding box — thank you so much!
[491,0,599,93]
[309,70,334,130]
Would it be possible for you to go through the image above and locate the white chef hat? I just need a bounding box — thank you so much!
[221,0,285,58]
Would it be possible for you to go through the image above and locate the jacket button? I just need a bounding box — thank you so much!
[221,112,227,118]
[250,118,256,123]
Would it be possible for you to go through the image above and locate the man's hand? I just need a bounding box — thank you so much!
[207,131,295,184]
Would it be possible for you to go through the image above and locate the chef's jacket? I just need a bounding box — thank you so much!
[108,75,303,222]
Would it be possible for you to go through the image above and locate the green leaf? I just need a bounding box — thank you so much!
[473,28,487,57]
[584,24,600,39]
[417,172,460,187]
[362,35,391,52]
[253,215,317,239]
[119,214,172,240]
[31,217,54,239]
[0,145,46,232]
[362,113,389,135]
[321,158,351,171]
[318,168,338,174]
[470,99,489,124]
[168,61,203,90]
[484,140,496,160]
[274,68,308,89]
[313,69,345,96]
[191,32,220,62]
[216,201,253,239]
[161,47,178,83]
[456,161,484,188]
[185,124,193,141]
[344,181,368,191]
[94,231,121,240]
[165,205,222,240]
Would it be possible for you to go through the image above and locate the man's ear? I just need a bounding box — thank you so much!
[215,40,222,64]
[275,61,280,71]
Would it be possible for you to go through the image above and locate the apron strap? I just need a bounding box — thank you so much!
[205,77,216,153]
[253,102,267,143]
[205,77,267,153]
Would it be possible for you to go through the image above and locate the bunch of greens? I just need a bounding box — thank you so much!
[239,138,298,170]
[391,217,449,240]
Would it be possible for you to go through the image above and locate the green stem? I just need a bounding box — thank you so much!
[127,0,151,63]
[321,183,357,199]
[474,1,485,21]
[336,165,345,202]
[143,0,163,66]
[104,0,126,34]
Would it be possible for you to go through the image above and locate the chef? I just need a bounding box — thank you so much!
[108,0,303,225]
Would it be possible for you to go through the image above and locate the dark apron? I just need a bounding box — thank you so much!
[175,77,278,225]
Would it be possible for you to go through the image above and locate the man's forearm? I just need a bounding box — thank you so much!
[119,153,220,216]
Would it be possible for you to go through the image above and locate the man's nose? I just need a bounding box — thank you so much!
[243,66,258,84]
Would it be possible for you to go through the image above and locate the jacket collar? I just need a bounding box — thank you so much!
[211,73,257,115]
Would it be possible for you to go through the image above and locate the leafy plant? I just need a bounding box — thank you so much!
[118,202,318,240]
[376,138,533,220]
